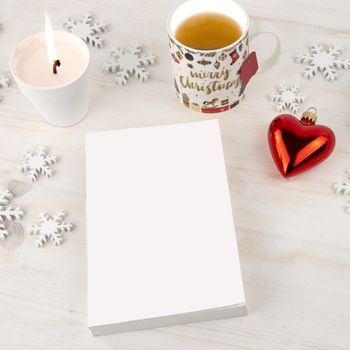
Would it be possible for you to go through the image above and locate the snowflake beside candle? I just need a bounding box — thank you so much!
[103,44,157,86]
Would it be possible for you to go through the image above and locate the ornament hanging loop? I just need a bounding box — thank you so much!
[301,107,318,125]
[307,107,317,114]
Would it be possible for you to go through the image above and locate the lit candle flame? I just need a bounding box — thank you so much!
[44,8,60,74]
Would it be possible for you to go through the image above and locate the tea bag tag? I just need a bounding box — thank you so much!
[240,51,259,86]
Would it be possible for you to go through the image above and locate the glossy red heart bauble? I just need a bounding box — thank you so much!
[268,114,336,178]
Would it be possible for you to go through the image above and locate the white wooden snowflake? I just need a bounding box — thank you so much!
[333,168,350,214]
[270,84,306,113]
[334,180,350,195]
[0,74,10,102]
[28,211,74,247]
[103,44,157,86]
[295,43,350,81]
[0,188,24,240]
[345,202,350,214]
[18,146,57,182]
[62,13,108,48]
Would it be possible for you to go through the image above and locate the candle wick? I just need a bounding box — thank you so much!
[53,59,61,74]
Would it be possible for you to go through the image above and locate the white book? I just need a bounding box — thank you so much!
[86,120,246,336]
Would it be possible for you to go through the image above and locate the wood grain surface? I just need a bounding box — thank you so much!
[0,0,349,349]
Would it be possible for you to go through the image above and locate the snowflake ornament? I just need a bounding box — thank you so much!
[0,75,10,88]
[295,43,350,81]
[345,202,350,214]
[0,74,11,102]
[103,44,157,86]
[18,146,57,182]
[270,84,306,113]
[62,13,108,48]
[0,188,24,240]
[28,211,74,247]
[333,181,350,195]
[333,168,350,214]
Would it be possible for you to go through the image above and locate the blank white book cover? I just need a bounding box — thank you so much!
[86,120,246,335]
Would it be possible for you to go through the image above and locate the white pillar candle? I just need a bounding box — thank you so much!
[10,31,90,127]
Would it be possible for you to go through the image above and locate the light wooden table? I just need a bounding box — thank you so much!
[1,0,349,349]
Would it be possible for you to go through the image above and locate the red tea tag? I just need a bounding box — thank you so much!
[240,51,259,86]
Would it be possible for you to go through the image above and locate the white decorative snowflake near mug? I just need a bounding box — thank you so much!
[103,44,157,86]
[295,44,350,81]
[270,84,306,113]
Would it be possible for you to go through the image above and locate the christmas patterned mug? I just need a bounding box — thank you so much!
[167,0,281,113]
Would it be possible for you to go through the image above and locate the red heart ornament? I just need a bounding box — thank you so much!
[268,110,336,178]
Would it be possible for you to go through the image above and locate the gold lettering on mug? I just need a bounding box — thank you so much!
[179,68,236,95]
[189,68,229,81]
[179,76,237,94]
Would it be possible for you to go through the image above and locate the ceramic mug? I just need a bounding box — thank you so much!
[167,0,281,113]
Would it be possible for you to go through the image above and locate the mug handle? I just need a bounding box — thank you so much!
[250,24,281,73]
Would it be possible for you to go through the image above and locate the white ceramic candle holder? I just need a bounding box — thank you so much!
[10,31,90,127]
